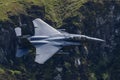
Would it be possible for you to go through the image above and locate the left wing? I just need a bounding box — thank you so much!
[35,44,62,64]
[33,18,62,36]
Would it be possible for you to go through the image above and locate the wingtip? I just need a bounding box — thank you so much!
[33,18,43,22]
[35,59,45,64]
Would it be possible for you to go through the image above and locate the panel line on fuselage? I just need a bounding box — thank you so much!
[29,33,81,46]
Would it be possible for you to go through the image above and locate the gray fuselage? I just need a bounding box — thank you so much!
[29,33,82,46]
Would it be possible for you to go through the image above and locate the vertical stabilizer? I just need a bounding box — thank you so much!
[15,27,22,36]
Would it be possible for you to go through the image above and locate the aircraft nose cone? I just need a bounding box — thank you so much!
[81,35,105,42]
[86,37,105,42]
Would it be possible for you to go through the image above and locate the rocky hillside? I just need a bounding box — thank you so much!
[0,0,120,80]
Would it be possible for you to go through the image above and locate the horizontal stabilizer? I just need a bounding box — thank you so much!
[35,44,61,64]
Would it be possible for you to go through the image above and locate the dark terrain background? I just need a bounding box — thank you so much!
[0,0,120,80]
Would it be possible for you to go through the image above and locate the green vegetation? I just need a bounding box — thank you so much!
[0,0,87,26]
[102,73,109,80]
[89,73,97,80]
[0,68,5,74]
[0,0,25,21]
[41,0,87,26]
[0,0,40,21]
[0,0,119,80]
[9,70,21,75]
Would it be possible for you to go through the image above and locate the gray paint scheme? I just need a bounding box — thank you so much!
[15,18,105,64]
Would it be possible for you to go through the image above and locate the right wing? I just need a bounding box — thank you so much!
[35,44,62,64]
[33,18,61,36]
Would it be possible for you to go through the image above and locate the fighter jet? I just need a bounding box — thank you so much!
[15,18,105,64]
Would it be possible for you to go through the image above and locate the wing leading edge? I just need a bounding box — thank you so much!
[35,44,62,64]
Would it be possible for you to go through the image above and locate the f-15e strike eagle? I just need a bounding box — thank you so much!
[15,18,105,64]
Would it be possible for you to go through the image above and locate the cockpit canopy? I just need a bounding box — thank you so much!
[68,36,87,41]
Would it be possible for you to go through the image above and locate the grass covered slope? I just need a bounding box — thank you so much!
[0,0,87,26]
[1,0,119,80]
[0,0,41,21]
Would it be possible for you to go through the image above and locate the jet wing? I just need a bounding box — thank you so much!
[33,18,61,36]
[35,44,62,64]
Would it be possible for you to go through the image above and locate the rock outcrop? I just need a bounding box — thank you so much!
[0,1,120,80]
